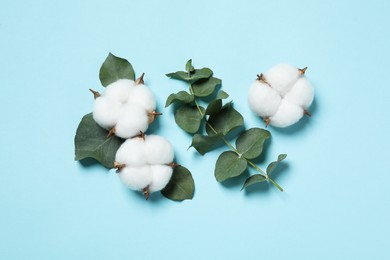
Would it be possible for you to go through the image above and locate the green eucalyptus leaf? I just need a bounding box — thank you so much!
[214,151,247,182]
[190,134,222,155]
[165,91,194,107]
[205,99,222,116]
[267,154,287,176]
[166,71,189,81]
[185,59,195,72]
[161,166,194,201]
[189,68,213,83]
[217,90,229,99]
[236,128,270,159]
[74,113,124,168]
[174,104,205,133]
[241,174,267,190]
[192,77,221,97]
[99,53,135,87]
[206,103,244,136]
[166,68,212,84]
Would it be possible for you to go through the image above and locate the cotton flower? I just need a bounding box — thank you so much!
[114,135,177,199]
[90,74,161,138]
[248,63,314,128]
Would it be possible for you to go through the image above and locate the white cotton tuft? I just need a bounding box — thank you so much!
[93,97,122,130]
[104,79,135,103]
[127,85,157,112]
[115,137,147,166]
[144,135,174,165]
[269,100,304,127]
[115,103,149,139]
[264,63,300,96]
[248,80,282,117]
[118,166,152,191]
[149,165,173,192]
[284,77,314,109]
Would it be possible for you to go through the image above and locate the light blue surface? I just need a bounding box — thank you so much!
[1,0,389,259]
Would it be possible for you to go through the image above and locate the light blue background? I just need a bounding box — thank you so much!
[1,0,389,259]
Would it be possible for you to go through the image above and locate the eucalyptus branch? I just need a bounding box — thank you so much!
[166,59,287,193]
[190,84,283,192]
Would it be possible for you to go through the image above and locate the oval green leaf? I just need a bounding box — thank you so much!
[99,53,135,87]
[185,59,195,72]
[236,128,270,159]
[267,154,287,176]
[165,91,194,107]
[161,166,195,201]
[192,77,221,97]
[205,99,222,116]
[190,134,222,155]
[74,113,124,168]
[241,174,267,190]
[206,103,244,136]
[174,104,204,133]
[214,151,247,182]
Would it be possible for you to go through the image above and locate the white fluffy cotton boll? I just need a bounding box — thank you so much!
[104,79,135,104]
[284,77,314,109]
[115,138,147,167]
[114,104,149,139]
[93,97,122,130]
[264,63,300,96]
[269,100,304,127]
[144,135,174,165]
[149,165,173,192]
[118,166,152,191]
[248,80,282,117]
[127,85,157,112]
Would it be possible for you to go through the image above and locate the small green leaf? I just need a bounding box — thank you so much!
[207,103,244,136]
[99,53,135,87]
[241,174,267,190]
[74,113,124,168]
[166,68,212,84]
[205,99,222,116]
[214,151,247,182]
[174,104,205,133]
[217,90,229,99]
[161,166,195,201]
[189,68,213,83]
[192,77,221,97]
[236,128,270,159]
[166,71,189,81]
[185,59,195,72]
[267,154,287,176]
[190,134,222,155]
[165,91,194,107]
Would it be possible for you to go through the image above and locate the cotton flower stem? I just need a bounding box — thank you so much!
[167,162,181,167]
[143,187,150,200]
[299,67,308,75]
[256,74,271,87]
[89,88,101,99]
[114,162,125,171]
[107,127,116,137]
[148,111,162,124]
[137,131,145,140]
[135,72,145,85]
[304,110,311,117]
[263,117,270,128]
[189,84,283,192]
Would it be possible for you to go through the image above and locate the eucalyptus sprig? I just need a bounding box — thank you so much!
[166,60,286,191]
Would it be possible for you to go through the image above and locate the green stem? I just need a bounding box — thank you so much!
[268,178,284,192]
[189,85,283,192]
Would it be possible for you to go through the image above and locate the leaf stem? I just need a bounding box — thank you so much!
[189,86,284,192]
[268,178,284,192]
